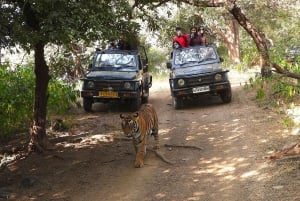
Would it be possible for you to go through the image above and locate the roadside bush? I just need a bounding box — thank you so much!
[0,64,79,139]
[47,79,79,115]
[245,71,300,107]
[0,65,34,139]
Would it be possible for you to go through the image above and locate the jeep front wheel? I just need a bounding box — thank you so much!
[83,98,93,112]
[130,96,141,112]
[173,97,183,109]
[220,88,232,103]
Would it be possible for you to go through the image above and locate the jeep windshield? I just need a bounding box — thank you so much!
[93,53,137,71]
[173,46,218,67]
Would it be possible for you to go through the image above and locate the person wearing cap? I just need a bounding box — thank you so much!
[173,26,189,48]
[107,38,118,50]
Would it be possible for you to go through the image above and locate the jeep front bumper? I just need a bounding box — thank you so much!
[170,81,231,97]
[80,90,139,100]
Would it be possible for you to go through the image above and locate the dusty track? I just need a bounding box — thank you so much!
[1,70,300,201]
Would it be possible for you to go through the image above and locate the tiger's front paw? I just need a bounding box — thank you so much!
[134,161,144,168]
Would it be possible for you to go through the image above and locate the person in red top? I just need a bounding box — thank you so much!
[173,26,189,48]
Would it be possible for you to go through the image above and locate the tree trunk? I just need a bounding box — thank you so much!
[71,43,84,78]
[229,4,271,77]
[212,17,240,63]
[227,18,240,63]
[28,42,51,152]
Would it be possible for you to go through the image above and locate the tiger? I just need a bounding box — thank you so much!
[120,103,159,168]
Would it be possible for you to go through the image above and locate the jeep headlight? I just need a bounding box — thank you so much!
[178,79,185,86]
[87,81,95,89]
[214,74,222,81]
[124,82,132,89]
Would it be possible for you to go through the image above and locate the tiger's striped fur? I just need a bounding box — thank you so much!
[120,104,159,168]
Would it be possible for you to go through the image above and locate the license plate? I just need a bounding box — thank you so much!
[192,86,210,93]
[99,91,118,98]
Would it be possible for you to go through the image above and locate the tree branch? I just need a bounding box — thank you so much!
[132,0,170,9]
[133,0,228,9]
[180,0,228,7]
[272,63,300,80]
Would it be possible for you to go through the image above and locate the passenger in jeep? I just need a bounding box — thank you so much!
[173,26,189,48]
[107,38,118,50]
[171,41,182,58]
[118,35,133,50]
[173,41,182,49]
[197,26,207,46]
[188,26,202,46]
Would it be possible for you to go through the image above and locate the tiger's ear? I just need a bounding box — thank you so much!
[133,112,139,118]
[120,114,125,119]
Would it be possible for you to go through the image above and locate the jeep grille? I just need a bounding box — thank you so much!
[94,81,122,90]
[186,75,214,86]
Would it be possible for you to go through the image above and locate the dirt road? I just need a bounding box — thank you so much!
[1,70,300,201]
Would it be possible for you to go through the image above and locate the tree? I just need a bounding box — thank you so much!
[0,0,136,152]
[194,8,241,63]
[133,0,300,77]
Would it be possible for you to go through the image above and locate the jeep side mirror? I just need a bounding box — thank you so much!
[88,63,93,69]
[219,57,224,63]
[166,62,172,69]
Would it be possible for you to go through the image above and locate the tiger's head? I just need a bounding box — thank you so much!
[120,113,139,137]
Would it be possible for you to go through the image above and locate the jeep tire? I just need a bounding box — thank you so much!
[220,88,232,103]
[130,90,142,111]
[173,96,183,109]
[83,98,93,112]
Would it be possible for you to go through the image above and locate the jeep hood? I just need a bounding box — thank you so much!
[86,71,137,80]
[173,63,222,77]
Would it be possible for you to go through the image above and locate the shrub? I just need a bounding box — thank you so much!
[47,79,79,115]
[0,64,79,139]
[0,65,34,138]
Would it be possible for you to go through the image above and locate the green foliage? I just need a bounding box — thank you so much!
[47,79,79,115]
[47,43,93,80]
[0,64,79,139]
[138,36,169,77]
[147,47,169,76]
[239,32,259,65]
[256,88,265,99]
[246,72,300,108]
[283,117,295,128]
[1,1,139,49]
[0,65,34,138]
